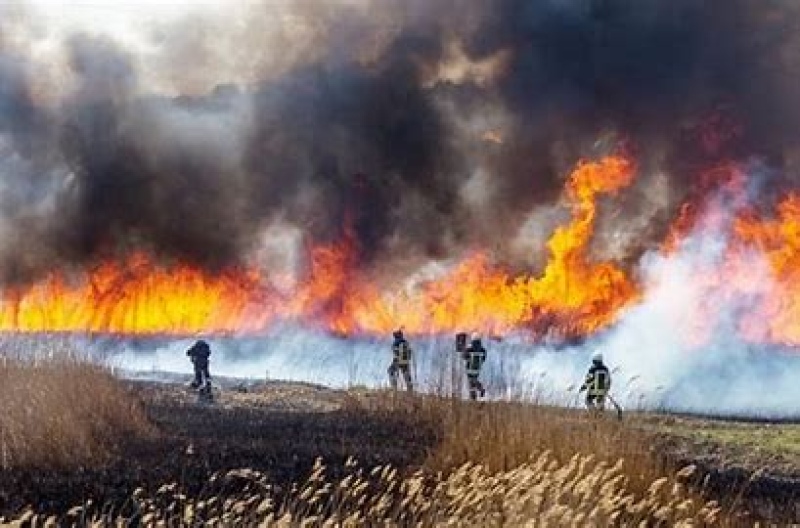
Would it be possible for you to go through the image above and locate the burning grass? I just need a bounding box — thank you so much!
[0,157,639,339]
[0,354,152,470]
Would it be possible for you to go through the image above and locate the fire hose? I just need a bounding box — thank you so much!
[606,393,623,421]
[575,389,623,420]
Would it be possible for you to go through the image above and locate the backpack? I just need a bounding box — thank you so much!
[393,340,412,365]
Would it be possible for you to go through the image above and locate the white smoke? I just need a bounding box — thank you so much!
[550,163,799,417]
[592,172,800,417]
[107,329,538,398]
[97,163,800,418]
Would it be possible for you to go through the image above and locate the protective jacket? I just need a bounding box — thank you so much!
[463,342,487,376]
[187,341,211,366]
[581,363,611,396]
[392,338,412,366]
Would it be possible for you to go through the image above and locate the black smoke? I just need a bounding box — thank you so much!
[1,0,800,283]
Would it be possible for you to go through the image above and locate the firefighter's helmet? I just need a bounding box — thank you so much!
[592,352,603,363]
[471,332,482,342]
[393,328,404,340]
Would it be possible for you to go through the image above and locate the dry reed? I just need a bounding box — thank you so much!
[5,391,737,526]
[4,455,720,526]
[0,353,152,469]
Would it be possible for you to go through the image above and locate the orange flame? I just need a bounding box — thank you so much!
[0,253,273,335]
[0,156,639,338]
[734,192,800,345]
[298,155,639,337]
[656,163,800,348]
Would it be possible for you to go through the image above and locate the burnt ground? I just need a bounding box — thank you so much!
[0,377,799,522]
[637,414,800,521]
[0,378,438,519]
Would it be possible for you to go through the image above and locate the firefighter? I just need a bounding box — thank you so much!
[463,332,487,400]
[187,339,212,395]
[579,352,611,411]
[388,329,414,392]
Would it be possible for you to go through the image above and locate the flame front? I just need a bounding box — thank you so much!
[17,153,800,345]
[734,193,800,345]
[0,253,274,335]
[0,156,640,338]
[656,164,800,348]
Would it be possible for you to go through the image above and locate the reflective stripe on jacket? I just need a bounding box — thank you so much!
[585,364,611,396]
[464,345,486,375]
[393,340,412,366]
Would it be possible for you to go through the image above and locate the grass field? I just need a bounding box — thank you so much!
[646,415,800,460]
[0,364,797,525]
[0,356,152,470]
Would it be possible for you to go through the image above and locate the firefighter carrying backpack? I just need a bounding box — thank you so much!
[588,367,610,395]
[465,347,486,376]
[394,341,412,366]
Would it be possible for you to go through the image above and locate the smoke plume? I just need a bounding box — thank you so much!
[1,0,800,282]
[3,1,800,414]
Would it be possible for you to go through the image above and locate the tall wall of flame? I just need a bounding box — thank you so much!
[2,1,800,342]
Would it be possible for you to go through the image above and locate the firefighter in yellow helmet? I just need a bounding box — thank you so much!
[579,352,611,411]
[388,328,414,392]
[461,332,487,400]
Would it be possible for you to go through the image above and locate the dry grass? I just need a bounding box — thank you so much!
[352,392,731,523]
[359,393,669,492]
[5,454,719,526]
[5,390,740,526]
[0,354,152,469]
